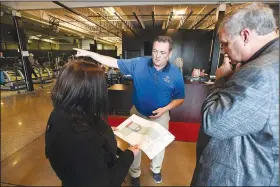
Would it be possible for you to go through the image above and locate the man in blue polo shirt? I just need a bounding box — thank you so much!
[74,36,185,186]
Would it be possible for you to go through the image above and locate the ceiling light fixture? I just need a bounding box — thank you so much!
[29,36,40,40]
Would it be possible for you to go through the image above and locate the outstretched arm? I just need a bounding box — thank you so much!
[73,48,118,68]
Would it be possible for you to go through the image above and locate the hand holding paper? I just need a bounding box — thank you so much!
[113,114,175,159]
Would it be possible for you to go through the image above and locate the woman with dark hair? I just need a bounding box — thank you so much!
[45,60,139,186]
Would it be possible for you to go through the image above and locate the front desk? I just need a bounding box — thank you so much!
[170,82,211,122]
[108,82,211,122]
[108,84,133,115]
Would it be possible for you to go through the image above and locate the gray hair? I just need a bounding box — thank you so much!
[219,3,277,38]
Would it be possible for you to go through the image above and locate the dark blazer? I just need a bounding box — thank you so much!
[45,108,134,186]
[191,39,279,186]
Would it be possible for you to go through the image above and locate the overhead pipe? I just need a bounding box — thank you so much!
[89,7,120,31]
[27,13,115,45]
[190,8,217,29]
[120,13,202,17]
[165,11,173,30]
[52,1,121,39]
[151,11,155,28]
[64,14,107,35]
[178,10,193,29]
[114,12,137,37]
[48,14,103,35]
[205,21,216,29]
[133,12,145,29]
[96,12,121,31]
[21,13,96,40]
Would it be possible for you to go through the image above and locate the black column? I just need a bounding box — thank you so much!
[209,6,225,76]
[90,40,97,52]
[0,2,3,54]
[12,14,34,91]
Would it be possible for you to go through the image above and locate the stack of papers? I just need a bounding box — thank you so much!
[114,114,175,159]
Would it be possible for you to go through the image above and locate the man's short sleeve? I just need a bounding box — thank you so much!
[172,74,185,99]
[117,57,142,75]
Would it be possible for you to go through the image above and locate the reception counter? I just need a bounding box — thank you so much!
[108,84,133,115]
[108,82,211,122]
[170,82,211,122]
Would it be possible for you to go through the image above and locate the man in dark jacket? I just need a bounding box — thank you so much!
[191,3,279,186]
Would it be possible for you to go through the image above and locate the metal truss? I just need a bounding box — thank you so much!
[188,5,207,29]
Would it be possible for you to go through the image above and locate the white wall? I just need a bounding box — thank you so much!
[81,39,95,50]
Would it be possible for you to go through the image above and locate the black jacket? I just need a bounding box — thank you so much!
[45,108,134,186]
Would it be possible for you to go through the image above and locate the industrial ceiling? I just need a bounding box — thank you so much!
[1,1,279,46]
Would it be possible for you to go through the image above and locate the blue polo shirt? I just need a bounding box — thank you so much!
[117,57,185,116]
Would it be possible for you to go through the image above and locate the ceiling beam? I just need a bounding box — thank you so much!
[177,10,193,29]
[165,11,173,30]
[96,12,121,31]
[114,12,137,36]
[95,37,115,45]
[133,12,145,29]
[204,20,216,29]
[151,11,155,28]
[21,11,117,45]
[52,1,121,38]
[63,14,107,35]
[52,1,77,15]
[2,1,246,11]
[22,13,93,40]
[190,7,217,29]
[88,13,217,18]
[20,11,87,38]
[189,5,206,28]
[90,8,122,32]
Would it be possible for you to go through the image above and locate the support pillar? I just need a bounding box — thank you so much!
[12,11,34,91]
[209,4,226,76]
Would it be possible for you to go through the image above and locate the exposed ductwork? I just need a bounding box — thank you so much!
[114,12,137,37]
[190,8,217,29]
[52,1,121,39]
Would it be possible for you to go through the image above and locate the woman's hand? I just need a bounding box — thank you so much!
[127,145,140,156]
[111,126,118,131]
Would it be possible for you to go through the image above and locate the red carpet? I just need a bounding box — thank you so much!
[108,116,200,142]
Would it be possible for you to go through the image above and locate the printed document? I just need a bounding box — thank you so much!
[114,114,175,159]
